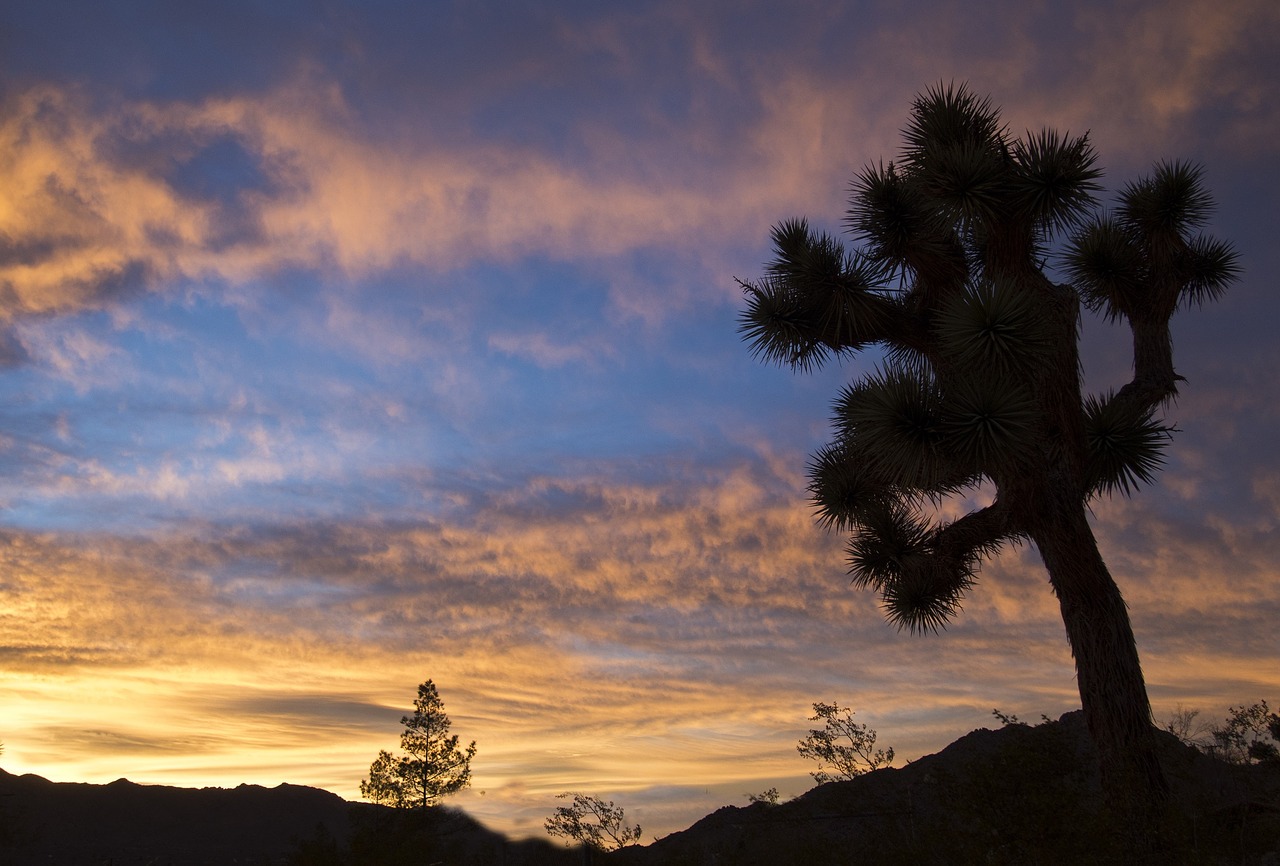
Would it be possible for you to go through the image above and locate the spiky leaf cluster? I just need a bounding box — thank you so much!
[1066,160,1239,320]
[846,84,1101,286]
[933,279,1054,375]
[841,502,981,633]
[738,218,896,371]
[1010,129,1103,235]
[834,368,946,489]
[1083,392,1173,496]
[940,376,1039,469]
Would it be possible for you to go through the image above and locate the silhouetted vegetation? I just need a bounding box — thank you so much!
[1164,704,1214,750]
[4,704,1278,864]
[1211,701,1280,765]
[545,792,642,852]
[797,701,894,783]
[1162,700,1280,766]
[745,787,781,806]
[360,679,477,809]
[991,708,1053,727]
[738,82,1240,830]
[611,711,1280,865]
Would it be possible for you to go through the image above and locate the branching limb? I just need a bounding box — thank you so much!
[1067,161,1239,419]
[738,218,926,370]
[846,498,1017,633]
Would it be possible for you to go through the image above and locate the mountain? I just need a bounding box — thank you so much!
[2,712,1277,865]
[613,711,1280,865]
[0,770,361,865]
[0,769,574,865]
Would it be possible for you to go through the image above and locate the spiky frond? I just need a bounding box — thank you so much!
[855,501,1015,634]
[846,162,958,280]
[1063,218,1145,321]
[1178,234,1240,307]
[878,553,975,634]
[1011,129,1102,235]
[1119,160,1214,241]
[847,162,902,253]
[738,219,897,370]
[808,443,889,532]
[834,368,952,492]
[940,377,1039,470]
[914,136,1009,228]
[933,279,1054,376]
[1083,392,1173,496]
[768,218,843,282]
[898,83,1010,233]
[902,82,1007,167]
[845,501,932,590]
[738,276,830,371]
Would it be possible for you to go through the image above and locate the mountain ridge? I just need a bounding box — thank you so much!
[3,711,1278,864]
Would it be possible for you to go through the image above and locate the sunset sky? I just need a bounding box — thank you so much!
[2,0,1278,841]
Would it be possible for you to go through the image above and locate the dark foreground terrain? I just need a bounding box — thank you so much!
[2,712,1278,865]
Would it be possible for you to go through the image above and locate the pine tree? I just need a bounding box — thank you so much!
[739,84,1238,817]
[360,679,477,808]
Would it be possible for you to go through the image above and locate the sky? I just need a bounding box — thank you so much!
[1,0,1278,843]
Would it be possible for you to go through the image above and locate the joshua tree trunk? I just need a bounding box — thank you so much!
[1022,276,1169,815]
[1033,500,1169,810]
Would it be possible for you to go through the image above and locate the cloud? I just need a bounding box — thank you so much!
[1064,0,1280,157]
[6,447,1276,744]
[3,0,1272,341]
[0,78,758,327]
[14,319,130,391]
[487,331,615,369]
[3,440,1277,837]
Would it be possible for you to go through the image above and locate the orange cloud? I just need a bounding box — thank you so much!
[4,445,1275,837]
[5,0,1269,339]
[0,73,847,324]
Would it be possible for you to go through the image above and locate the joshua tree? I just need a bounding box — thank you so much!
[739,84,1238,812]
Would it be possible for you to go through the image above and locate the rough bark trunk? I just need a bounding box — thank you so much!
[1032,500,1169,812]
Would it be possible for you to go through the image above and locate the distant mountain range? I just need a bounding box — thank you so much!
[3,712,1277,865]
[0,769,366,865]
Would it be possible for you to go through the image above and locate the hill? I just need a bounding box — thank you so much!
[2,712,1277,865]
[614,711,1280,865]
[0,770,368,865]
[0,769,576,865]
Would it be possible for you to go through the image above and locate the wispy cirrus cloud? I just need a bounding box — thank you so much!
[5,445,1277,796]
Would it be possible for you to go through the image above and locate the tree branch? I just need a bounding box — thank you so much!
[930,497,1018,564]
[1113,303,1180,416]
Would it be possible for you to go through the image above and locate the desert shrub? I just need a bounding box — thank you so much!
[798,701,895,783]
[1209,700,1280,765]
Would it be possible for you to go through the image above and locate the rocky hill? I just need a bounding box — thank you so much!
[2,712,1277,865]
